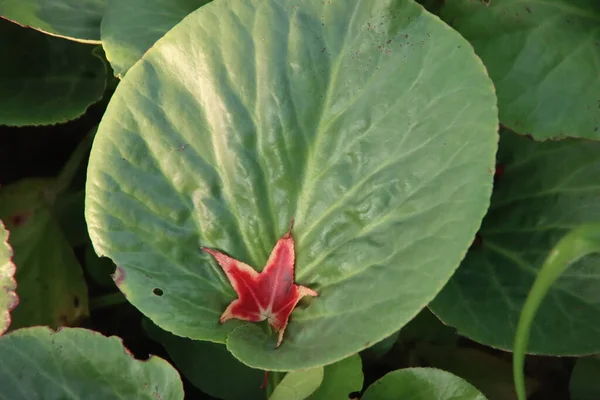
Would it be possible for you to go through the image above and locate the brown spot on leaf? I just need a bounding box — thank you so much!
[10,210,33,227]
[112,266,126,286]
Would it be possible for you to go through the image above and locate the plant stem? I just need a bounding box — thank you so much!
[513,224,600,400]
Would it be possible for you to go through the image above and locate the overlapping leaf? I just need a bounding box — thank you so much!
[309,354,363,400]
[0,179,89,329]
[270,367,324,400]
[0,327,184,399]
[441,0,600,141]
[145,320,265,400]
[0,0,105,42]
[101,0,211,77]
[361,367,487,400]
[86,0,497,370]
[431,131,600,354]
[0,220,17,335]
[0,19,106,126]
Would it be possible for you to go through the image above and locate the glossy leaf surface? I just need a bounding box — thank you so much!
[361,367,487,400]
[101,0,211,77]
[441,0,600,140]
[0,327,184,399]
[0,19,106,126]
[431,131,600,354]
[0,220,17,335]
[86,0,498,370]
[0,0,105,42]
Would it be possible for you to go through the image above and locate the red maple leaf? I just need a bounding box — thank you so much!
[202,219,318,347]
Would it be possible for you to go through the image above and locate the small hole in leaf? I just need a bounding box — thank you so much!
[73,296,80,308]
[152,288,164,296]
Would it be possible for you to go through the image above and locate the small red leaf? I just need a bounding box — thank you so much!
[202,219,317,347]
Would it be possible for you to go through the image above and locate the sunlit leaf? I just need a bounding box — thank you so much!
[86,0,498,370]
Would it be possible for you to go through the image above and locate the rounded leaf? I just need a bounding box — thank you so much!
[85,0,498,370]
[0,0,105,43]
[0,326,184,399]
[101,0,210,77]
[0,220,17,335]
[361,367,487,400]
[0,19,107,126]
[441,0,600,141]
[431,131,600,354]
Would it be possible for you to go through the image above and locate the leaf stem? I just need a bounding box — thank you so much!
[513,224,600,400]
[90,291,128,310]
[54,127,97,195]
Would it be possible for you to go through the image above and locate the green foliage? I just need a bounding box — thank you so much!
[145,319,265,400]
[0,0,598,397]
[101,0,211,77]
[440,0,600,140]
[431,131,600,355]
[269,367,324,400]
[0,326,184,399]
[85,0,497,371]
[0,0,105,42]
[361,367,488,400]
[0,19,107,126]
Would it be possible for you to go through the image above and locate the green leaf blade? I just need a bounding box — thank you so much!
[0,20,107,126]
[101,0,211,77]
[0,0,105,42]
[0,179,88,329]
[441,0,600,140]
[361,367,487,400]
[0,326,184,399]
[431,131,600,355]
[86,0,498,370]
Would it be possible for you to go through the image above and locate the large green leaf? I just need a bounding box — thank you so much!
[0,0,105,43]
[570,356,600,400]
[0,220,17,335]
[101,0,211,77]
[0,326,184,399]
[361,367,487,400]
[0,179,89,329]
[441,0,600,141]
[144,320,265,400]
[308,354,363,400]
[0,19,106,126]
[431,131,600,354]
[85,0,498,370]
